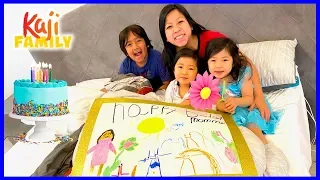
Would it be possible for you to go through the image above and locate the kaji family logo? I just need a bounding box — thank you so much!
[14,10,73,49]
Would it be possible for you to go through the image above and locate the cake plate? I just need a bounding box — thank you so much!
[9,112,72,142]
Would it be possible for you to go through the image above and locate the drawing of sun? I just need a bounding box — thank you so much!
[130,115,170,140]
[137,117,165,134]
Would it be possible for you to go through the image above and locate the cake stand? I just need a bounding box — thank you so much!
[9,112,72,142]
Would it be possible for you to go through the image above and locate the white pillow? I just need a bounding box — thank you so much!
[238,39,298,89]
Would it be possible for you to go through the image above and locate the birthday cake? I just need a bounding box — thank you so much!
[12,62,70,117]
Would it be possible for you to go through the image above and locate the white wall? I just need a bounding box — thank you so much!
[4,4,84,100]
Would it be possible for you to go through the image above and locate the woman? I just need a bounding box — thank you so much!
[158,4,270,121]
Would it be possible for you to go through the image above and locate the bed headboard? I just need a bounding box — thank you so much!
[28,4,316,141]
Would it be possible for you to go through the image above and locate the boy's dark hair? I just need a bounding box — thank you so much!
[174,48,199,68]
[119,24,153,56]
[159,4,206,79]
[205,37,251,81]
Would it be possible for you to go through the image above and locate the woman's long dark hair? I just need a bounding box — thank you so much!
[205,38,251,82]
[159,4,206,79]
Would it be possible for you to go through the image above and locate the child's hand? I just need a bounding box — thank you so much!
[224,97,237,114]
[249,96,270,121]
[180,99,190,106]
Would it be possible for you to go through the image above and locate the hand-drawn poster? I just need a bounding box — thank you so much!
[71,98,257,176]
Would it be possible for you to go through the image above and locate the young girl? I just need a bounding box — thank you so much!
[205,37,288,173]
[165,48,199,106]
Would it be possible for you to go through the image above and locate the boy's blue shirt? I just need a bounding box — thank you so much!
[119,49,170,91]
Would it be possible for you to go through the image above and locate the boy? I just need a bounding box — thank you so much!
[118,24,170,91]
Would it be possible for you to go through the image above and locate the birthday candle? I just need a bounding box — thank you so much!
[35,64,39,82]
[43,63,48,83]
[49,64,52,82]
[40,63,44,82]
[31,64,36,82]
[37,63,41,82]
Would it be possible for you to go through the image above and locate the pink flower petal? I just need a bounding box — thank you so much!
[205,100,212,109]
[197,74,205,87]
[212,79,220,86]
[197,99,205,111]
[211,94,221,104]
[190,81,202,91]
[189,87,201,94]
[209,73,214,81]
[191,96,204,107]
[210,87,220,94]
[203,71,209,85]
[189,94,200,100]
[196,73,202,80]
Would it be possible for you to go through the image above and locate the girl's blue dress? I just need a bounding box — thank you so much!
[220,66,282,135]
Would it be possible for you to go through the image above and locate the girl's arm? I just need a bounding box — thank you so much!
[109,142,117,154]
[233,78,254,107]
[241,52,271,120]
[244,55,264,99]
[87,145,97,154]
[216,100,226,112]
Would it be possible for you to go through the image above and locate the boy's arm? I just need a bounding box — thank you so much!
[159,81,169,90]
[119,60,128,74]
[157,56,171,90]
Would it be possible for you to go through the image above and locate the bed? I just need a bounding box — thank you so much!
[5,4,315,176]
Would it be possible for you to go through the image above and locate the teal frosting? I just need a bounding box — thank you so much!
[14,85,68,104]
[14,79,67,88]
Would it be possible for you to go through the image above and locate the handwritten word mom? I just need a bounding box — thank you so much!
[190,117,225,124]
[14,11,72,49]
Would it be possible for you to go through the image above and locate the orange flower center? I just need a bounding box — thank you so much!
[200,87,211,100]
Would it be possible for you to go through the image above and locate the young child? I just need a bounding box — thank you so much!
[118,24,170,91]
[165,48,198,106]
[205,37,288,174]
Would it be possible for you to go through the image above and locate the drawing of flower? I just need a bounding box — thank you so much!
[189,71,220,111]
[211,131,224,144]
[215,131,222,137]
[104,137,139,176]
[225,146,238,163]
[119,137,138,151]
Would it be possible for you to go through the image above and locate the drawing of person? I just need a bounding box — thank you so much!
[87,129,117,176]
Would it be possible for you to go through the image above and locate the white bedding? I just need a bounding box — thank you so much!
[264,79,311,176]
[4,75,312,176]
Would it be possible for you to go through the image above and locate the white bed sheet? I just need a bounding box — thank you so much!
[264,78,312,176]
